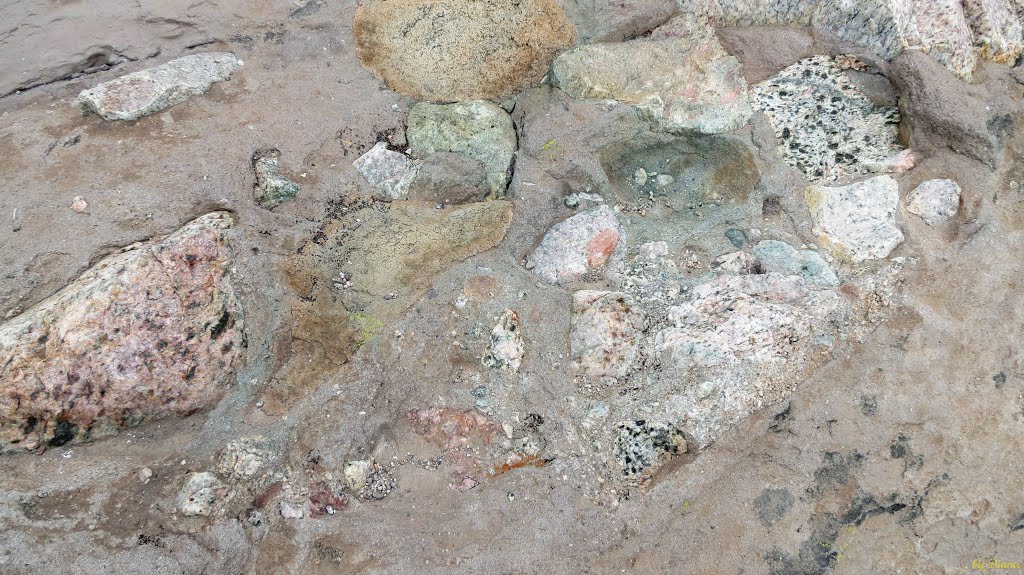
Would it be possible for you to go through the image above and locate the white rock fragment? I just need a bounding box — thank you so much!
[279,501,304,519]
[344,460,373,490]
[353,142,417,200]
[218,437,271,481]
[527,205,626,286]
[805,176,905,263]
[71,196,88,213]
[571,291,645,380]
[75,53,240,121]
[175,472,227,516]
[482,309,524,372]
[906,179,961,226]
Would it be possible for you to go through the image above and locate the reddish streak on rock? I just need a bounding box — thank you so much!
[586,228,620,268]
[488,453,547,477]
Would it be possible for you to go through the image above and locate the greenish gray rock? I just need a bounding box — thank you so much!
[751,240,839,288]
[407,101,517,198]
[253,149,300,210]
[353,142,416,201]
[75,52,240,121]
[406,152,490,205]
[551,19,752,135]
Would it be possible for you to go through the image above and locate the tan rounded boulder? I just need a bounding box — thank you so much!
[354,0,577,102]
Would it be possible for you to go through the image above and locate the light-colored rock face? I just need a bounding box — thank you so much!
[253,149,300,209]
[806,175,905,263]
[218,437,271,481]
[353,142,416,201]
[751,240,839,288]
[407,101,517,198]
[528,205,626,286]
[552,22,752,134]
[559,0,679,43]
[482,309,525,372]
[354,0,577,102]
[75,52,239,121]
[906,178,962,225]
[675,0,1024,78]
[571,291,644,381]
[752,55,903,185]
[176,472,228,516]
[0,212,242,452]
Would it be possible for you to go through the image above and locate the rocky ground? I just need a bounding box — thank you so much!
[2,0,1024,574]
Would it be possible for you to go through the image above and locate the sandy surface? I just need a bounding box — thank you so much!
[1,1,1023,574]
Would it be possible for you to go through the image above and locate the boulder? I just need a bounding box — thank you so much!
[805,176,904,263]
[527,205,626,286]
[75,52,240,121]
[0,212,243,452]
[570,291,644,380]
[354,0,576,101]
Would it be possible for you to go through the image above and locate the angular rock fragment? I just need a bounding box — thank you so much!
[482,309,524,372]
[552,21,752,134]
[751,240,839,288]
[253,149,300,209]
[752,56,903,184]
[805,176,904,263]
[218,437,271,481]
[406,153,490,205]
[906,179,962,226]
[0,212,243,452]
[407,101,517,198]
[176,472,228,516]
[75,52,240,121]
[528,205,626,286]
[353,142,416,201]
[354,0,576,101]
[616,420,687,479]
[571,291,644,381]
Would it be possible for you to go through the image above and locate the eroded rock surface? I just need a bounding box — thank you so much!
[0,212,243,452]
[528,205,626,286]
[907,178,962,226]
[75,52,240,121]
[571,291,644,381]
[806,175,905,263]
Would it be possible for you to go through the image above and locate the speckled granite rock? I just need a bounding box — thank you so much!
[354,0,576,102]
[964,0,1024,63]
[752,56,903,185]
[551,21,752,134]
[806,176,904,263]
[559,0,679,43]
[571,291,645,381]
[906,178,962,226]
[0,212,243,452]
[407,101,517,197]
[253,149,300,209]
[353,142,416,201]
[176,472,228,516]
[75,52,240,121]
[675,0,982,78]
[528,205,626,286]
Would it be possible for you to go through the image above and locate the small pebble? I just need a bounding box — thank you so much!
[724,228,747,248]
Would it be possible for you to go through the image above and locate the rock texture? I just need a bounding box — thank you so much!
[751,240,838,288]
[552,21,752,134]
[253,149,300,209]
[752,56,903,184]
[528,205,626,286]
[906,178,962,225]
[806,176,905,263]
[571,291,644,381]
[353,142,416,201]
[0,212,243,452]
[675,0,1024,78]
[559,0,679,43]
[482,309,525,372]
[406,153,490,204]
[407,101,518,198]
[75,52,240,121]
[354,0,577,102]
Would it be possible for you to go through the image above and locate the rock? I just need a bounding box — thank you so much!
[552,22,752,135]
[176,472,228,516]
[570,291,644,380]
[889,50,1013,168]
[963,0,1024,63]
[218,437,271,481]
[354,0,576,102]
[0,212,242,452]
[407,101,517,198]
[724,228,747,248]
[344,460,373,491]
[654,274,835,369]
[906,179,962,226]
[482,310,525,372]
[751,56,903,185]
[558,0,678,43]
[805,176,904,263]
[75,52,239,121]
[71,196,89,213]
[406,153,489,204]
[138,467,154,484]
[751,240,839,288]
[616,420,687,479]
[253,149,300,209]
[527,205,626,286]
[353,142,416,201]
[279,501,304,519]
[676,0,980,78]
